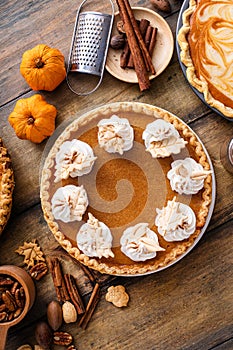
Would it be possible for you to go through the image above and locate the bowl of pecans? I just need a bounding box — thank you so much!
[0,265,36,350]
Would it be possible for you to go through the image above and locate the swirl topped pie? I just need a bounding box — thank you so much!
[40,102,214,275]
[178,0,233,118]
[0,138,14,235]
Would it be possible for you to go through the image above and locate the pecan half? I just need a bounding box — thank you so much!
[53,331,73,346]
[29,262,48,281]
[2,290,17,311]
[8,312,14,321]
[15,288,25,309]
[0,312,7,322]
[0,274,26,323]
[14,307,23,318]
[0,304,6,312]
[0,277,14,287]
[11,281,19,295]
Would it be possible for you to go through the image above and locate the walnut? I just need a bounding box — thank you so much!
[105,285,129,307]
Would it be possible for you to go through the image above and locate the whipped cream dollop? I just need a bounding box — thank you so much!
[167,157,212,195]
[97,115,134,155]
[155,197,196,242]
[54,139,97,183]
[76,213,114,259]
[142,119,187,158]
[51,184,88,223]
[120,223,165,262]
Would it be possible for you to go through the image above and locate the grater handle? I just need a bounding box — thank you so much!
[66,71,103,96]
[66,0,114,96]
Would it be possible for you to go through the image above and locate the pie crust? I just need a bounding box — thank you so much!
[0,138,14,235]
[177,0,233,118]
[40,102,214,275]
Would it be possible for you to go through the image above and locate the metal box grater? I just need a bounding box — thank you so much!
[66,0,114,95]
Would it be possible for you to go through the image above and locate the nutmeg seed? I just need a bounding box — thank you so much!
[47,300,63,331]
[149,0,171,13]
[110,34,126,50]
[35,321,53,350]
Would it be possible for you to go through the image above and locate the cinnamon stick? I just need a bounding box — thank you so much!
[127,18,150,69]
[121,0,155,75]
[78,283,101,329]
[120,41,131,68]
[145,25,153,49]
[149,27,158,57]
[116,0,150,91]
[64,274,85,314]
[126,19,141,69]
[47,256,101,328]
[47,257,70,302]
[77,262,96,284]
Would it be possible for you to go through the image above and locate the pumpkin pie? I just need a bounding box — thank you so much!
[40,102,214,275]
[177,0,233,118]
[0,138,14,235]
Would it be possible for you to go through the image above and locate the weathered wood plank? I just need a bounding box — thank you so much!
[1,0,233,349]
[0,0,179,106]
[214,339,233,350]
[4,218,233,350]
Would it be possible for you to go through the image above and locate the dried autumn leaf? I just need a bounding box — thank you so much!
[15,239,45,268]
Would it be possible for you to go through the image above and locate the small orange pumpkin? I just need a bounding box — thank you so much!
[20,44,66,91]
[8,94,57,143]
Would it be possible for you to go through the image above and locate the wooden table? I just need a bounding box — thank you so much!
[1,0,233,349]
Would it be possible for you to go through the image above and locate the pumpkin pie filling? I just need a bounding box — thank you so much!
[40,102,213,275]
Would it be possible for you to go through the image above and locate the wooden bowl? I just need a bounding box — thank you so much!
[0,265,36,350]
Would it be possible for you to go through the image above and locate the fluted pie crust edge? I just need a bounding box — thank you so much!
[40,102,213,275]
[0,138,14,235]
[177,0,233,118]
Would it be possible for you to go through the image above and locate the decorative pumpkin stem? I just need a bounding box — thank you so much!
[27,116,35,125]
[34,57,44,68]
